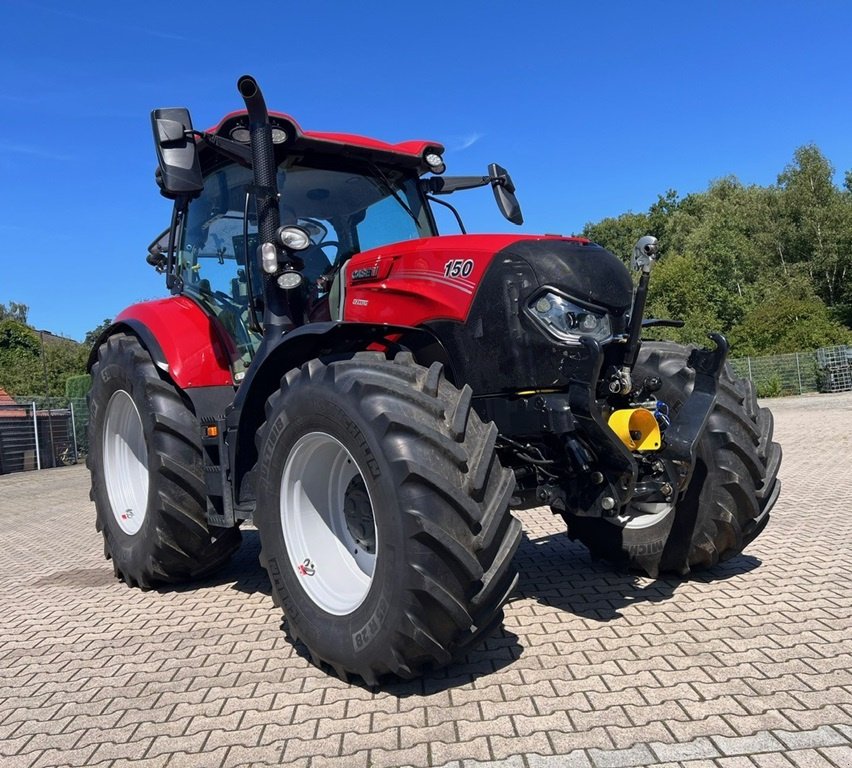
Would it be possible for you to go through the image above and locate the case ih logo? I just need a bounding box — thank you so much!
[351,266,379,281]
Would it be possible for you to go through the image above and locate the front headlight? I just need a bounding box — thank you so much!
[526,290,612,345]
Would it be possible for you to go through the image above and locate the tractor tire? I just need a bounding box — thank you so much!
[563,341,781,577]
[254,352,521,684]
[88,333,241,589]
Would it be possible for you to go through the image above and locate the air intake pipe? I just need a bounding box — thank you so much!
[237,75,291,334]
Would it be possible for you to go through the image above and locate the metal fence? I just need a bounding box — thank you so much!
[729,345,852,397]
[0,397,88,475]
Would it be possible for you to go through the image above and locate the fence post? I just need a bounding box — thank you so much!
[32,402,41,471]
[747,356,753,382]
[70,402,79,462]
[795,353,803,395]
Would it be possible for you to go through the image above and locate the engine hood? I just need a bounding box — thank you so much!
[497,238,634,313]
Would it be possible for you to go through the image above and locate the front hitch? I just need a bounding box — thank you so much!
[569,333,728,518]
[661,333,728,487]
[568,338,638,516]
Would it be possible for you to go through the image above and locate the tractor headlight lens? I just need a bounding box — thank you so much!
[277,270,304,290]
[526,291,612,345]
[277,225,311,251]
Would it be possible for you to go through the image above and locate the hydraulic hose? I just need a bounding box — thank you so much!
[237,75,289,333]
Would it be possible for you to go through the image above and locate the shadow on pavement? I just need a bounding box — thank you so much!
[514,530,762,621]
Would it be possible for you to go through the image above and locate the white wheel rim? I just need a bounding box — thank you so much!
[280,432,378,615]
[606,501,673,530]
[103,390,149,535]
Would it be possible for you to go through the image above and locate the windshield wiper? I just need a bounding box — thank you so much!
[367,163,419,226]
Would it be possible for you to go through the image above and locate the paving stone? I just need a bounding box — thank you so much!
[819,746,852,768]
[716,757,761,768]
[649,737,721,762]
[1,395,851,768]
[527,753,593,768]
[772,725,848,750]
[751,753,798,768]
[785,749,839,768]
[430,735,493,765]
[587,743,655,768]
[711,731,785,756]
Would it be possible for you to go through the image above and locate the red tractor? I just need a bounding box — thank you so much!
[87,76,781,683]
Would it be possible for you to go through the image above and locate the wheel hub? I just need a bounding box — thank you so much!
[343,476,376,554]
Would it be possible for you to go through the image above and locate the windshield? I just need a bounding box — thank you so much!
[276,158,434,258]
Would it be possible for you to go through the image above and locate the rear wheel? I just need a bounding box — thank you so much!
[563,341,781,576]
[254,352,521,683]
[88,334,241,588]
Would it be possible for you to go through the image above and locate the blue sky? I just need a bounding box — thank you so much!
[2,0,852,341]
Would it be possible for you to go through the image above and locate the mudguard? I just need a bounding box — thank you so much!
[87,297,236,388]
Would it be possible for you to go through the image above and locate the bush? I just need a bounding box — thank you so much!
[65,374,91,400]
[755,375,784,398]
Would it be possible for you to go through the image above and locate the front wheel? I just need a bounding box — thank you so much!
[88,334,241,588]
[563,341,781,576]
[254,352,521,683]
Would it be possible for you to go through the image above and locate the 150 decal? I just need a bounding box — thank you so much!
[443,259,474,278]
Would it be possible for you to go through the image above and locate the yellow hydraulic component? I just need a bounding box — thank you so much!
[608,408,661,452]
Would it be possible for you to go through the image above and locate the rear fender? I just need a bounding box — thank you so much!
[231,321,450,503]
[86,297,236,388]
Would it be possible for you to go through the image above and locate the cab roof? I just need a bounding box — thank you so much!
[204,110,444,173]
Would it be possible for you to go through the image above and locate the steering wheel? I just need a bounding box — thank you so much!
[297,217,330,244]
[302,241,341,282]
[212,289,247,313]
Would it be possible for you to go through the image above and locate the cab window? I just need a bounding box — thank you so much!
[180,164,260,369]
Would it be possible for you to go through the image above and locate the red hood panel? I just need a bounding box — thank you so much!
[344,234,589,326]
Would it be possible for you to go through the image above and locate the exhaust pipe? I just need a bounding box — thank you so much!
[237,75,290,334]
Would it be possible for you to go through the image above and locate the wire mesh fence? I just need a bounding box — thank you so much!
[0,396,88,475]
[728,345,852,397]
[729,351,820,398]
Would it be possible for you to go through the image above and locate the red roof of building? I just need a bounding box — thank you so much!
[0,387,28,417]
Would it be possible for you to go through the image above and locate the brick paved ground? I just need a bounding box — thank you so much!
[0,392,850,768]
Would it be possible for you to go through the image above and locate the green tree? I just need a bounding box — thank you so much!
[0,302,29,324]
[83,318,113,348]
[0,320,41,397]
[777,145,851,307]
[729,281,852,355]
[582,211,650,264]
[642,252,724,346]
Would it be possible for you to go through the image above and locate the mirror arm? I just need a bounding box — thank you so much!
[191,130,254,167]
[426,195,467,234]
[422,176,491,195]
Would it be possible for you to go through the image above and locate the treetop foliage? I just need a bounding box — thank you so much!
[582,144,852,355]
[0,309,110,399]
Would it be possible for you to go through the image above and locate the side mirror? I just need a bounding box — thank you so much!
[489,163,523,225]
[151,108,203,199]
